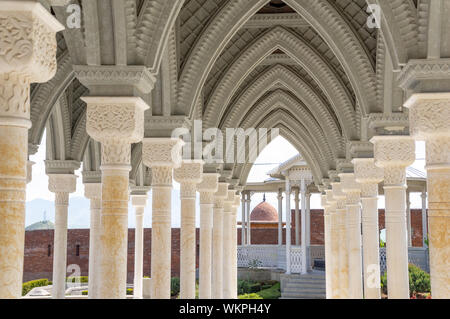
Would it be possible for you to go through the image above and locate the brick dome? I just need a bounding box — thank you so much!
[250,199,278,222]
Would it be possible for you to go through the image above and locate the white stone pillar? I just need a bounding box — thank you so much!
[0,2,63,298]
[131,193,148,299]
[197,174,219,299]
[321,193,332,299]
[326,189,339,299]
[174,160,203,299]
[306,193,311,271]
[246,193,251,245]
[212,182,228,299]
[300,179,307,274]
[48,174,77,299]
[372,135,415,299]
[84,97,149,299]
[406,190,412,247]
[277,189,283,246]
[294,188,300,246]
[331,182,349,298]
[421,191,427,247]
[241,192,246,245]
[231,195,240,299]
[405,93,450,298]
[84,183,102,299]
[353,158,383,299]
[223,190,235,299]
[285,175,292,274]
[340,173,363,299]
[142,138,184,299]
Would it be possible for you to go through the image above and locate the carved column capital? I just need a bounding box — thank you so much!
[131,195,148,211]
[26,160,35,184]
[371,136,415,186]
[331,182,346,209]
[142,137,184,169]
[84,183,101,200]
[405,93,450,168]
[198,173,219,205]
[339,173,361,205]
[48,174,77,194]
[214,182,229,208]
[174,160,204,184]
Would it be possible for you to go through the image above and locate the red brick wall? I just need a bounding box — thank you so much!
[23,209,427,283]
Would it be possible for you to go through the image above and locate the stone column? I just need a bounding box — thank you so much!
[321,193,332,299]
[406,190,412,247]
[197,174,219,299]
[340,173,363,299]
[223,190,235,299]
[331,182,349,298]
[231,195,240,299]
[246,193,251,245]
[241,192,246,245]
[294,188,300,246]
[84,182,102,299]
[48,174,77,299]
[326,189,339,299]
[300,179,307,274]
[0,2,63,298]
[212,182,228,299]
[405,93,450,298]
[372,135,415,299]
[421,191,427,247]
[285,175,292,274]
[83,97,149,299]
[306,192,311,271]
[142,138,184,299]
[174,160,203,299]
[130,192,148,299]
[352,158,383,299]
[277,189,283,245]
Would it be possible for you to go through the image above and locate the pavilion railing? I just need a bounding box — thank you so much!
[238,245,429,274]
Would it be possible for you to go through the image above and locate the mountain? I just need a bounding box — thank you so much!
[25,189,188,229]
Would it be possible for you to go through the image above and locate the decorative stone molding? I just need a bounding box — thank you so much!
[142,138,184,168]
[44,160,81,175]
[73,65,156,95]
[81,170,102,184]
[145,115,191,138]
[0,2,64,82]
[214,182,229,206]
[48,174,77,194]
[368,113,409,135]
[398,59,450,91]
[243,13,308,28]
[331,182,346,209]
[335,159,353,174]
[347,141,374,159]
[174,160,204,184]
[289,167,312,182]
[131,195,148,209]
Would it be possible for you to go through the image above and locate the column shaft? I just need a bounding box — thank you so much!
[329,208,340,298]
[421,192,427,247]
[179,183,197,299]
[285,178,291,274]
[241,194,246,245]
[294,189,300,246]
[246,196,251,245]
[277,191,283,245]
[300,180,307,274]
[52,192,69,299]
[212,201,224,298]
[199,193,214,299]
[222,203,233,298]
[133,207,145,299]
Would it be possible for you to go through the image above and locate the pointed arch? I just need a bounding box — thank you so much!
[202,27,358,138]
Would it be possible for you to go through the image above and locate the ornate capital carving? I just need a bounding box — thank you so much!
[331,182,346,209]
[83,97,149,144]
[339,173,360,205]
[371,136,415,168]
[0,73,31,126]
[200,192,215,205]
[288,167,312,181]
[233,195,240,209]
[383,167,407,186]
[151,166,173,187]
[174,160,204,184]
[352,158,383,184]
[0,2,64,82]
[45,160,80,175]
[84,183,101,200]
[215,182,229,200]
[404,93,450,141]
[197,173,219,193]
[142,138,184,168]
[48,174,77,194]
